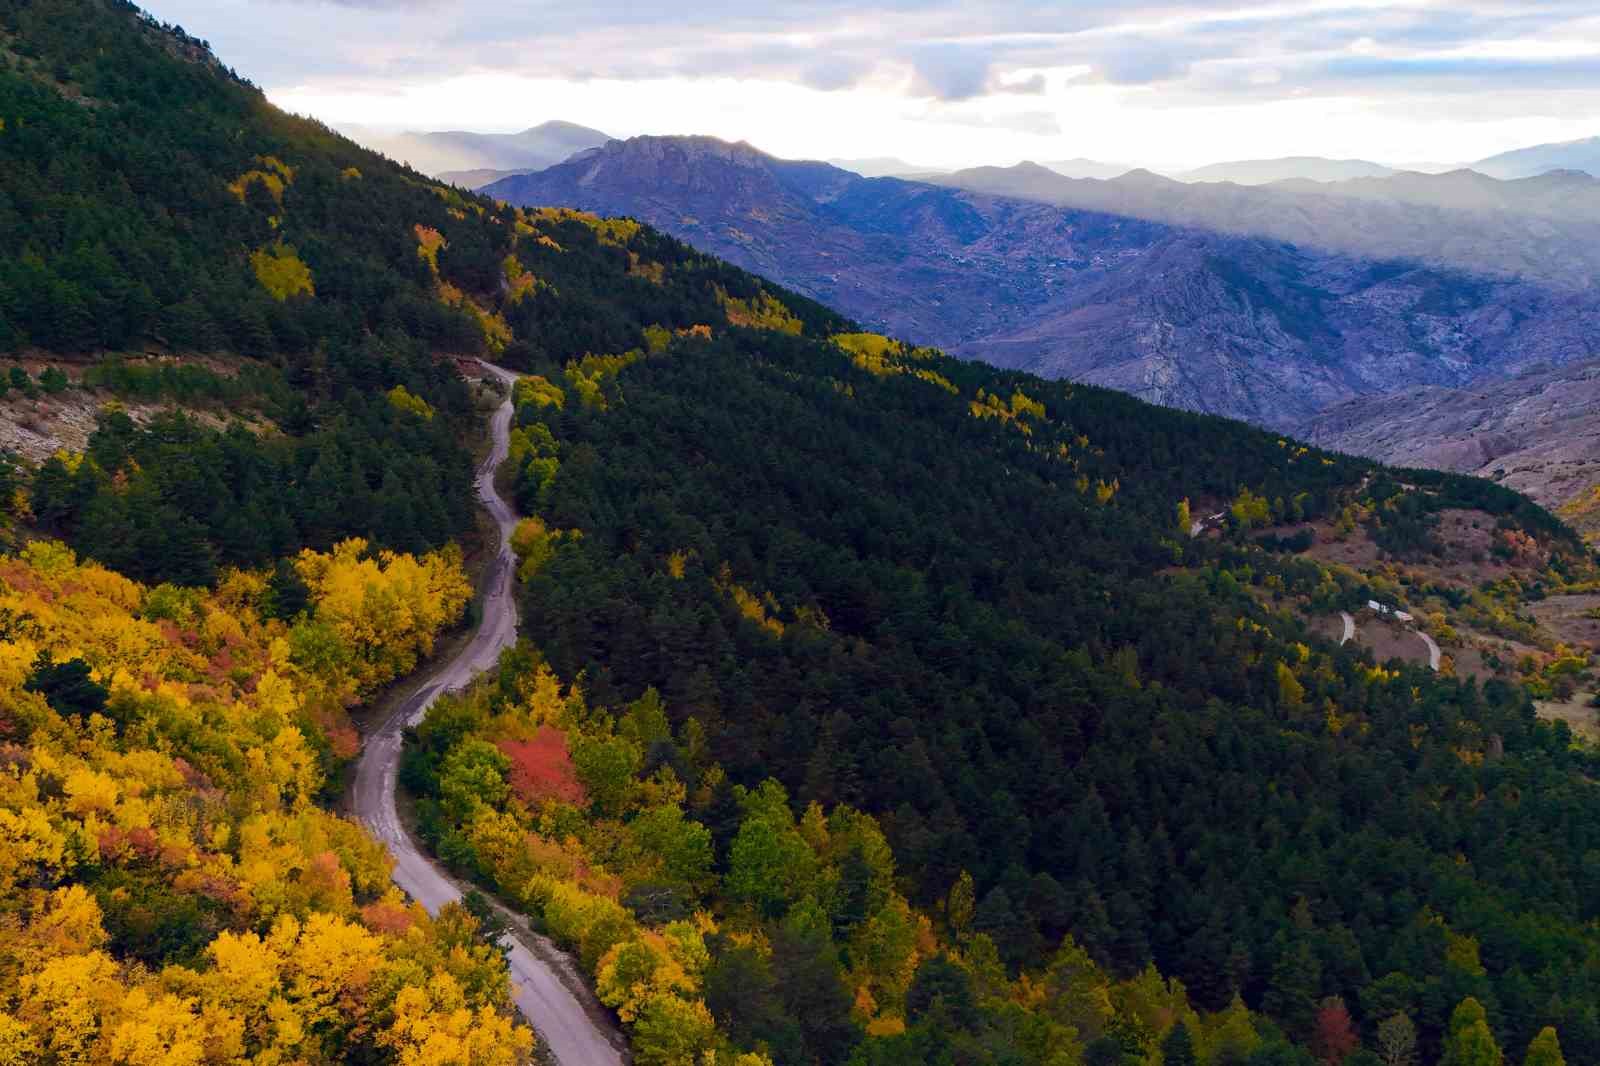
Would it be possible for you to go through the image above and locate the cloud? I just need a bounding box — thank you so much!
[271,0,440,7]
[992,73,1047,95]
[930,109,1063,136]
[909,43,994,100]
[146,0,1600,161]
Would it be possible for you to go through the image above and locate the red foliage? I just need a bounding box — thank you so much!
[1312,996,1359,1065]
[98,825,175,867]
[498,727,586,808]
[361,898,416,935]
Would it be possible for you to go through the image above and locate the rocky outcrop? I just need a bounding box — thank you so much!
[1300,360,1600,534]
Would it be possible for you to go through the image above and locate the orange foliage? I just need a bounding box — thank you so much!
[498,726,586,808]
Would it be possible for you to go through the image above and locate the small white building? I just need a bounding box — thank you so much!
[1367,600,1414,623]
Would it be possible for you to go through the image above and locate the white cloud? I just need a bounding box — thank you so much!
[142,0,1600,169]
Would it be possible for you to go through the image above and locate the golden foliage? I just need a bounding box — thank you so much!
[526,207,639,247]
[228,156,296,204]
[718,287,802,334]
[293,538,471,698]
[501,255,543,304]
[0,544,530,1063]
[627,253,666,285]
[249,243,315,301]
[715,564,785,637]
[969,388,1046,434]
[437,281,513,353]
[415,224,446,274]
[510,517,580,582]
[564,351,644,411]
[513,375,566,411]
[386,384,435,421]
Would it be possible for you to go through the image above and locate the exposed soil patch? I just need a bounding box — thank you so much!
[1527,594,1600,652]
[1295,508,1545,594]
[1308,614,1347,644]
[1355,615,1433,668]
[1536,694,1600,743]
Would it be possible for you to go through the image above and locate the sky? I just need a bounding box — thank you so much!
[141,0,1600,171]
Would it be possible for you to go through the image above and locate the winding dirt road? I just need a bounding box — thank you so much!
[349,362,627,1066]
[1417,628,1442,672]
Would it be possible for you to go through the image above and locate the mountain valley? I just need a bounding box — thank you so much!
[5,3,1600,1066]
[489,136,1600,428]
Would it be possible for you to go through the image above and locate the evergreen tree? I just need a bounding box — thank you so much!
[1162,1020,1198,1066]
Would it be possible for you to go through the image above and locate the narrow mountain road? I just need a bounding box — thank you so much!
[1417,629,1442,672]
[1339,612,1355,646]
[349,362,628,1066]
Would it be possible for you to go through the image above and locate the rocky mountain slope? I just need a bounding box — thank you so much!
[488,136,1600,428]
[1301,359,1600,539]
[932,161,1600,287]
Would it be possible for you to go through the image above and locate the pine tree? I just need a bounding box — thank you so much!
[1263,938,1322,1041]
[1162,1020,1198,1066]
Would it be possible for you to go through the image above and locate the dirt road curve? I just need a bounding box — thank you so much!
[1417,629,1442,672]
[1339,612,1355,645]
[349,362,627,1066]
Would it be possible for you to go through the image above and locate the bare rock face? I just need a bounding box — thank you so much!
[488,136,1600,431]
[1299,360,1600,537]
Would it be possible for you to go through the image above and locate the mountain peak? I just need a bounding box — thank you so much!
[1113,167,1180,188]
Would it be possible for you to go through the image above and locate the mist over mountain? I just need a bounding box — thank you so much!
[488,135,1600,429]
[353,119,610,178]
[1039,157,1135,180]
[1472,134,1600,180]
[827,155,947,178]
[1176,156,1398,184]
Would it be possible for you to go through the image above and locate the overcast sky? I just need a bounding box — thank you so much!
[143,0,1600,170]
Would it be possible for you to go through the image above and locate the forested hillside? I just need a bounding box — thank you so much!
[0,0,840,582]
[430,323,1600,1066]
[4,3,1600,1066]
[0,1,844,1062]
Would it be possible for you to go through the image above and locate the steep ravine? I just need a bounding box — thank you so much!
[347,362,628,1066]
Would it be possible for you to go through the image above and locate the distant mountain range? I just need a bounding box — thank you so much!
[926,161,1600,287]
[826,156,946,178]
[1040,158,1136,180]
[485,135,1600,430]
[1472,135,1600,180]
[352,120,610,179]
[362,118,1600,189]
[1176,156,1399,184]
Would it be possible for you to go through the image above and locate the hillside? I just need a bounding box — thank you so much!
[477,321,1600,1066]
[0,10,840,582]
[1301,359,1600,540]
[491,137,1600,428]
